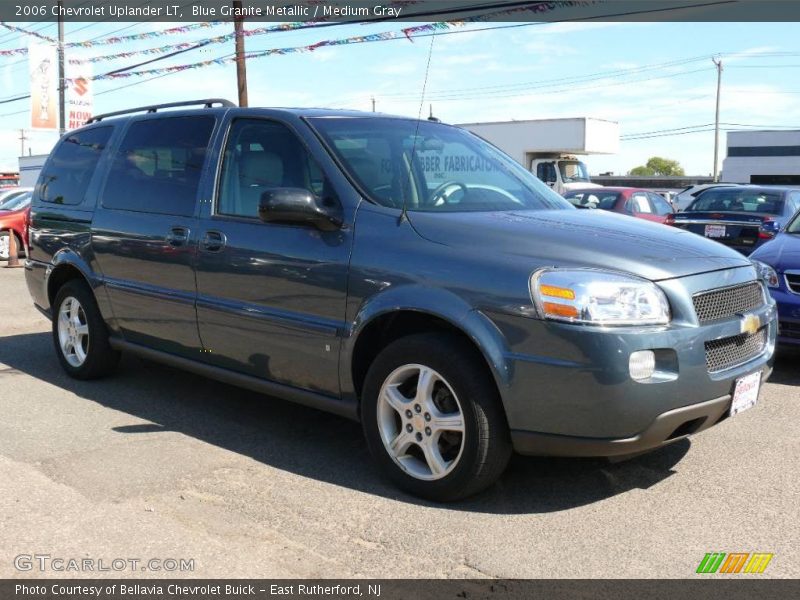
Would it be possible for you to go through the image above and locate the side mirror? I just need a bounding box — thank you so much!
[258,188,343,232]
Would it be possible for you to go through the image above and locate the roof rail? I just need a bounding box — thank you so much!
[86,98,236,124]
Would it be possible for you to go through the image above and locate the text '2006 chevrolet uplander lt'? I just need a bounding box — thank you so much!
[25,99,776,501]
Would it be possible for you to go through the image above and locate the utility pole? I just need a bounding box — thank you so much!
[233,1,248,107]
[712,57,723,182]
[19,129,28,156]
[57,0,65,135]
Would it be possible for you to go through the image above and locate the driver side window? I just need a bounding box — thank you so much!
[217,119,329,218]
[536,162,557,185]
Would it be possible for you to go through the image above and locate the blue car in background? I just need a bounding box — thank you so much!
[669,186,800,255]
[751,214,800,345]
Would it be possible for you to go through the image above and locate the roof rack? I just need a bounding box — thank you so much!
[86,98,235,124]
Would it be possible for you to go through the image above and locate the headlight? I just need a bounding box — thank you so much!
[530,268,670,326]
[751,259,779,288]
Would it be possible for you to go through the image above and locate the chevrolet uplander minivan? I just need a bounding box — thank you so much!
[25,99,777,501]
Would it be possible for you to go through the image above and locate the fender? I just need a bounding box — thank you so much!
[340,284,513,402]
[46,249,116,326]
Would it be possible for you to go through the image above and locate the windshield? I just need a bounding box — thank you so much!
[0,190,25,208]
[309,117,572,212]
[558,160,591,183]
[0,192,30,211]
[688,189,784,215]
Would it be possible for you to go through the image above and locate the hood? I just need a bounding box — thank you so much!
[750,233,800,273]
[408,209,751,281]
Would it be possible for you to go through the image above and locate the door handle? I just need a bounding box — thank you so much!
[166,226,190,247]
[201,230,227,252]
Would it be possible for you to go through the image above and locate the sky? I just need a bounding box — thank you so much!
[1,14,800,176]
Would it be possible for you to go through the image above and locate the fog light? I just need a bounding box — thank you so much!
[629,350,656,381]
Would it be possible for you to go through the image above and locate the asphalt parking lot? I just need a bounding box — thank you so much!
[0,266,798,579]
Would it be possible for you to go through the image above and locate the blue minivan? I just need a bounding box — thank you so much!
[25,100,777,501]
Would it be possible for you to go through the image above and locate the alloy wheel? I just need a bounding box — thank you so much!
[376,364,466,481]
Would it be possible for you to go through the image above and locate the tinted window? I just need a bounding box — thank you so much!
[689,189,784,215]
[218,119,330,218]
[102,116,214,216]
[37,127,112,205]
[537,162,557,184]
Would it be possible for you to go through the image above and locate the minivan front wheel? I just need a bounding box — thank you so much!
[52,280,120,379]
[362,333,511,501]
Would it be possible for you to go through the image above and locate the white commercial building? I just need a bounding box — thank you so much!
[721,129,800,185]
[18,154,48,188]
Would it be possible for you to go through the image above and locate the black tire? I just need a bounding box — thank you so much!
[361,333,512,502]
[52,279,120,380]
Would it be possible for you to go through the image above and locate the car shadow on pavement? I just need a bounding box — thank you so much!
[767,347,800,386]
[1,331,698,514]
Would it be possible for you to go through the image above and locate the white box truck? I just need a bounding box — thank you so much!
[458,117,620,195]
[18,154,49,188]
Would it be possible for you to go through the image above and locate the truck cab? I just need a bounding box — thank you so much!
[458,117,618,197]
[530,155,601,195]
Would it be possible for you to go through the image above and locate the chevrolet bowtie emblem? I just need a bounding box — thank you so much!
[740,313,761,336]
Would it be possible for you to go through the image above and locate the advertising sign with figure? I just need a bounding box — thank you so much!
[28,42,58,130]
[66,62,93,130]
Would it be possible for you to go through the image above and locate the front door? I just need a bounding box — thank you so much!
[92,115,217,356]
[194,117,351,396]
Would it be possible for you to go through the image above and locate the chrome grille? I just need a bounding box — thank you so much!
[779,320,800,339]
[693,282,764,323]
[705,328,767,373]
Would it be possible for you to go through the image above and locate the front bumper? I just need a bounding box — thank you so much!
[510,375,769,457]
[487,267,777,456]
[770,287,800,345]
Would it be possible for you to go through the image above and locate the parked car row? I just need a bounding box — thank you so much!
[0,187,32,261]
[563,187,675,224]
[668,186,800,255]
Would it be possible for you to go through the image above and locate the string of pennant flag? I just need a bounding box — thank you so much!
[0,21,227,54]
[87,21,458,80]
[2,1,591,69]
[0,0,422,55]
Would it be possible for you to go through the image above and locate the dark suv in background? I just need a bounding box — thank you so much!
[25,100,776,501]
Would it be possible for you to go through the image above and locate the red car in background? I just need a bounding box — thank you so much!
[563,187,675,224]
[0,191,32,261]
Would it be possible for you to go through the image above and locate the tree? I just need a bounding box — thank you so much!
[628,156,685,177]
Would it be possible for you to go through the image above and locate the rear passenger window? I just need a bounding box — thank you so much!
[102,116,214,216]
[37,126,112,205]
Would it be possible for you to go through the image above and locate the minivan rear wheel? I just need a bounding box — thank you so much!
[361,333,511,501]
[52,280,120,380]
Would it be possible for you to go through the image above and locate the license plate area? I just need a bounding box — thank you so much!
[705,224,726,238]
[730,371,761,416]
